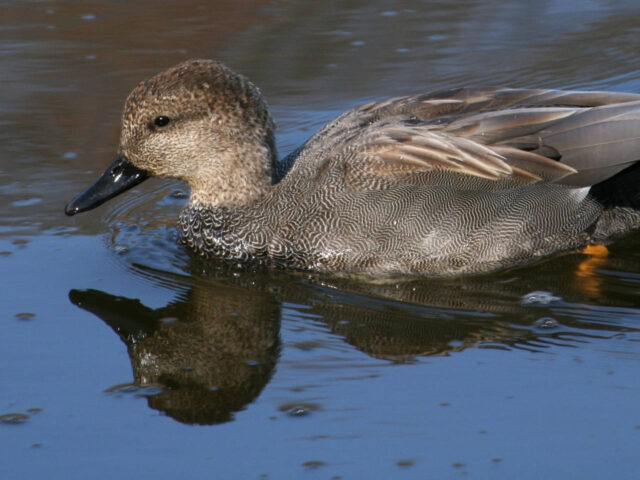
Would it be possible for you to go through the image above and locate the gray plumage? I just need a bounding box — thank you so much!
[67,60,640,275]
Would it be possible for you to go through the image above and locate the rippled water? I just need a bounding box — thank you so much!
[2,1,640,478]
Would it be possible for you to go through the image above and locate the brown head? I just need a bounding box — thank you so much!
[66,60,277,215]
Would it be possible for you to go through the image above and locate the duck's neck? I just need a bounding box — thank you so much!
[179,201,270,263]
[188,139,278,207]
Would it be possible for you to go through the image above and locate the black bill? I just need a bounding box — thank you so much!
[65,154,148,216]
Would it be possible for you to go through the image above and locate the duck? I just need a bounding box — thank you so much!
[65,59,640,275]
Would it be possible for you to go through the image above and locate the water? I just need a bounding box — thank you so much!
[2,1,640,478]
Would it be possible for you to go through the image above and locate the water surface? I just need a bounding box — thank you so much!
[2,1,640,478]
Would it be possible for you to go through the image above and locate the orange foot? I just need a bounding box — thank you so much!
[574,244,609,297]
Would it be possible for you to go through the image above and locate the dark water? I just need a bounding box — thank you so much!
[2,1,640,478]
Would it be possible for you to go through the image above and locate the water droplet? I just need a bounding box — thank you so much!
[113,244,129,254]
[521,290,561,305]
[278,402,321,417]
[288,406,310,417]
[535,317,559,329]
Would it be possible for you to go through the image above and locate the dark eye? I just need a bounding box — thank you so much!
[154,116,170,127]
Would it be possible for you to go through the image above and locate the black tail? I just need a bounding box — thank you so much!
[590,161,640,209]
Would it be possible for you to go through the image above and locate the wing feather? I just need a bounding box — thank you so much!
[286,87,640,191]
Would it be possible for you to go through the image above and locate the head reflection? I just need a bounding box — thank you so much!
[69,280,280,425]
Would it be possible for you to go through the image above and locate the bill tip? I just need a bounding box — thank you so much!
[64,203,79,216]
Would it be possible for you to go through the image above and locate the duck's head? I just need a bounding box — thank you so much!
[65,59,277,216]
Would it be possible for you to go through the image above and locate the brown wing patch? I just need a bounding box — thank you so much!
[343,126,523,186]
[376,128,512,179]
[491,146,577,182]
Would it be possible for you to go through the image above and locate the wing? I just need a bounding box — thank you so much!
[287,87,640,190]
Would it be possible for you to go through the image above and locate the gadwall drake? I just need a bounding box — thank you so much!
[66,60,640,275]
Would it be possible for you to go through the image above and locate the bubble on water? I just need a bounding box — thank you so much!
[63,152,78,159]
[169,190,188,199]
[279,402,321,417]
[288,406,310,417]
[82,14,96,20]
[521,290,561,305]
[113,244,129,254]
[535,317,559,329]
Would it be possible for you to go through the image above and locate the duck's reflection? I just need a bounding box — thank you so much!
[69,280,280,425]
[68,244,640,423]
[308,248,640,361]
